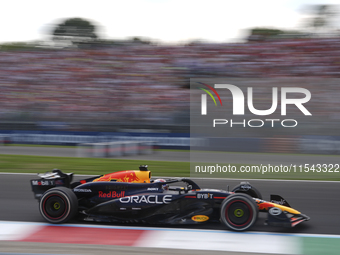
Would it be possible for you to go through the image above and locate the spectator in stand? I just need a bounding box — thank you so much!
[0,38,339,130]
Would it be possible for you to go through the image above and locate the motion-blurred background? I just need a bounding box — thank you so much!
[0,1,340,155]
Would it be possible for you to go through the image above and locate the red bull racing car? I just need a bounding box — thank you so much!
[30,166,310,231]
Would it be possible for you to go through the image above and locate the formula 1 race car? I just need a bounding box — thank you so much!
[30,166,310,231]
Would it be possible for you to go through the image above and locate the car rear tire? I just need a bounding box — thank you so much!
[39,187,78,224]
[220,193,258,231]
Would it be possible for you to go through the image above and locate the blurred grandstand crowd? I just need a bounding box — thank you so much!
[0,37,339,133]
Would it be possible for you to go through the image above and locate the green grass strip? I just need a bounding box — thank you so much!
[301,236,340,255]
[0,155,339,181]
[0,155,189,176]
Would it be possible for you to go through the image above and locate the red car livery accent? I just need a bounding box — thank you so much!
[93,170,150,183]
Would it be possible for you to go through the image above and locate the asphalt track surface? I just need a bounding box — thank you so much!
[0,146,339,235]
[0,146,340,255]
[1,172,340,235]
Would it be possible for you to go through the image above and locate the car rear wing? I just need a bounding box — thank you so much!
[30,169,73,200]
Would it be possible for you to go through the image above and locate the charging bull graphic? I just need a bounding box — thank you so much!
[93,170,150,183]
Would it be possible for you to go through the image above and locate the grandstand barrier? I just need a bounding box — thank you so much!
[262,137,298,153]
[299,136,340,154]
[0,135,9,145]
[77,141,154,158]
[4,130,340,154]
[2,131,190,150]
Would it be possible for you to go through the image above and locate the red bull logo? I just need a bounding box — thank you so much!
[255,199,301,214]
[255,200,274,211]
[98,191,125,198]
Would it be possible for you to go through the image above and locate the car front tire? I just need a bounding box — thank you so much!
[220,193,258,231]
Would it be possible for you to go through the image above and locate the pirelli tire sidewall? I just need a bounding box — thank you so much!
[220,193,258,231]
[39,187,78,224]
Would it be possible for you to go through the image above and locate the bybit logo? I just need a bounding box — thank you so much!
[199,83,312,128]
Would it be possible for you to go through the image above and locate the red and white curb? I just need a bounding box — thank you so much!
[0,221,297,254]
[1,221,340,254]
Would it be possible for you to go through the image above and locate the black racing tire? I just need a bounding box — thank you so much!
[39,187,78,224]
[232,183,262,199]
[220,193,258,231]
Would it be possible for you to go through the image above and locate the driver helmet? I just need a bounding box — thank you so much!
[154,178,169,190]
